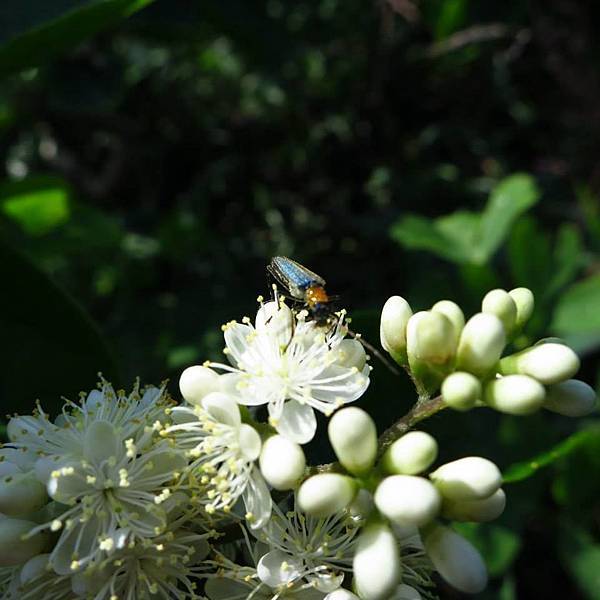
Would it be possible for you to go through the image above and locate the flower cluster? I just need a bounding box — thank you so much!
[0,286,596,599]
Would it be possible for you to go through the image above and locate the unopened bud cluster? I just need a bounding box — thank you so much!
[0,283,595,600]
[381,287,596,418]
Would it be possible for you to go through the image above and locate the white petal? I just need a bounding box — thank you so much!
[201,392,241,427]
[275,400,317,444]
[257,549,303,587]
[83,420,118,465]
[242,467,272,530]
[238,424,262,462]
[205,578,255,600]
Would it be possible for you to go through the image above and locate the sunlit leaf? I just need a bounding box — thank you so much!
[552,275,600,335]
[559,523,600,599]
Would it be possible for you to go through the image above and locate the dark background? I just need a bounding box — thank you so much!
[1,1,600,598]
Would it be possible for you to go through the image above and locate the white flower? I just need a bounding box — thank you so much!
[208,302,370,444]
[165,392,272,529]
[252,502,362,594]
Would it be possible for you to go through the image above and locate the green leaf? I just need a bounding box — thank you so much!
[453,523,521,577]
[390,174,539,266]
[552,274,600,335]
[0,176,70,235]
[0,238,118,416]
[503,428,600,483]
[0,0,156,77]
[559,523,600,599]
[477,174,540,262]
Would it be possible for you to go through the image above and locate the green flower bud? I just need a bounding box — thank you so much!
[430,456,501,501]
[431,300,465,341]
[508,287,535,328]
[354,522,402,600]
[407,311,456,365]
[374,475,441,527]
[442,488,506,522]
[499,343,580,385]
[482,289,517,334]
[259,435,305,491]
[297,474,357,518]
[380,296,413,364]
[423,524,488,594]
[0,471,47,517]
[0,518,48,567]
[441,372,482,411]
[484,375,545,415]
[456,313,506,377]
[179,365,220,406]
[543,379,597,417]
[382,431,438,475]
[328,407,377,476]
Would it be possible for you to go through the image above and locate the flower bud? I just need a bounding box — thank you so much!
[456,313,506,377]
[482,289,517,334]
[328,407,377,476]
[499,343,580,385]
[259,435,305,490]
[325,590,360,600]
[375,475,441,527]
[407,311,456,366]
[543,379,597,417]
[0,518,48,567]
[382,431,438,475]
[390,584,423,600]
[380,296,413,363]
[430,457,501,501]
[441,372,481,411]
[442,488,506,522]
[179,365,220,406]
[508,287,534,328]
[431,300,465,341]
[484,375,545,415]
[354,522,402,600]
[297,474,357,518]
[0,471,47,517]
[334,339,367,371]
[348,489,375,521]
[423,524,487,594]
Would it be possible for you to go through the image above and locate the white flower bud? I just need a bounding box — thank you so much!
[354,522,402,600]
[0,471,47,517]
[441,372,481,411]
[423,524,487,594]
[430,457,501,501]
[0,518,48,567]
[297,474,357,518]
[382,431,438,475]
[328,407,377,476]
[380,296,413,362]
[407,311,456,366]
[259,435,306,490]
[484,375,545,415]
[442,488,506,522]
[335,339,367,371]
[431,300,465,340]
[324,590,360,600]
[499,343,580,385]
[179,365,220,405]
[375,475,441,527]
[482,289,517,334]
[456,313,506,377]
[543,379,597,417]
[508,287,534,328]
[390,584,423,600]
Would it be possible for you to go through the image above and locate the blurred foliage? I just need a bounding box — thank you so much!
[0,0,599,598]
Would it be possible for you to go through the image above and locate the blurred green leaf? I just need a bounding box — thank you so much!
[503,428,600,483]
[391,174,539,266]
[454,523,521,577]
[0,176,70,235]
[0,0,156,77]
[552,274,600,336]
[559,523,600,599]
[0,238,118,415]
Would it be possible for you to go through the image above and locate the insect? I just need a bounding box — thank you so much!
[267,256,335,325]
